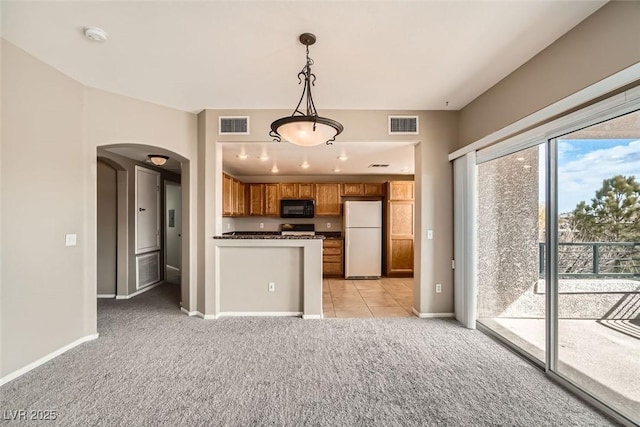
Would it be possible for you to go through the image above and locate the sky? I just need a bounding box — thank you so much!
[556,138,640,213]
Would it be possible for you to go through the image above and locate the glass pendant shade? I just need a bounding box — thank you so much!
[148,154,169,166]
[272,117,342,147]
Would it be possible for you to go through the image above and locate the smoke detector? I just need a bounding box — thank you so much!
[83,26,108,42]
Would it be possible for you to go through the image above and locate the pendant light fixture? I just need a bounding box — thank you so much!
[270,33,343,146]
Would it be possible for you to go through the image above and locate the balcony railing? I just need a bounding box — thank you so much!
[539,242,640,278]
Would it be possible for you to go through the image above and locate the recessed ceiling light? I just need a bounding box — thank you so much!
[523,164,532,169]
[337,155,349,161]
[271,165,279,173]
[83,26,108,42]
[300,162,310,169]
[258,155,269,161]
[516,157,525,161]
[237,153,249,160]
[332,167,341,173]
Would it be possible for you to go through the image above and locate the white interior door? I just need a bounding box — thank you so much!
[135,166,160,254]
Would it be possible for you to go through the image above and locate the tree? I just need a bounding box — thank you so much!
[570,175,640,242]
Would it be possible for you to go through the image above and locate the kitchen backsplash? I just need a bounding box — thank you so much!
[223,216,342,233]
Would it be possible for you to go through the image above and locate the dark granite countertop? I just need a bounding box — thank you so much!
[214,234,325,240]
[315,232,343,239]
[222,231,279,236]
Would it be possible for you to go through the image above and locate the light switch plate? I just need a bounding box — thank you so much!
[65,234,77,246]
[427,230,433,240]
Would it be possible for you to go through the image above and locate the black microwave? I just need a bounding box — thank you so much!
[280,199,315,218]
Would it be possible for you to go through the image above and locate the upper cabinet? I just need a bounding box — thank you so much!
[279,183,298,199]
[223,173,247,217]
[248,183,264,216]
[315,183,341,216]
[264,184,279,216]
[279,183,315,200]
[223,175,395,218]
[342,183,383,197]
[223,173,233,216]
[388,181,414,201]
[298,183,314,199]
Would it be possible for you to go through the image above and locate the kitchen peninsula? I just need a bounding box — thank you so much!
[211,234,324,319]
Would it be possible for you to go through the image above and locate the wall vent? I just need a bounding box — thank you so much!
[368,164,390,168]
[389,116,419,135]
[136,251,160,289]
[219,116,250,135]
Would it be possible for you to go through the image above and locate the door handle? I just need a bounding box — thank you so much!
[139,208,146,212]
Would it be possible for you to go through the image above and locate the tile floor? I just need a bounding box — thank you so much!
[323,277,414,318]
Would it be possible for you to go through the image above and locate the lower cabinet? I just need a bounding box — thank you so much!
[322,239,344,277]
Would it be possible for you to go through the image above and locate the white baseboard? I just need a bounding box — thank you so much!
[97,294,116,299]
[302,314,323,320]
[412,308,455,318]
[166,265,180,272]
[195,311,217,320]
[0,333,99,386]
[218,311,302,318]
[180,307,198,316]
[116,281,163,299]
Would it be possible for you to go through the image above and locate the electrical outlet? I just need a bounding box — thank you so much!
[259,223,264,229]
[435,283,442,293]
[268,282,275,292]
[327,223,331,229]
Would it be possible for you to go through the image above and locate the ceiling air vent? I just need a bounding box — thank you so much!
[219,116,250,135]
[368,164,390,168]
[389,116,418,135]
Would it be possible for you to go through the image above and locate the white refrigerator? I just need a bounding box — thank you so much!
[344,200,382,279]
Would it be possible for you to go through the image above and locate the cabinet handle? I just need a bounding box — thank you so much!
[139,208,146,212]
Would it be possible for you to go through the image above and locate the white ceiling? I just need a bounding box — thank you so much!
[1,0,606,176]
[222,140,417,176]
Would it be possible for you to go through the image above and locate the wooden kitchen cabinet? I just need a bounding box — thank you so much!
[315,184,341,216]
[298,183,314,199]
[341,182,384,197]
[279,183,298,199]
[388,181,414,201]
[264,183,280,216]
[279,183,315,200]
[248,183,265,216]
[342,183,364,196]
[322,239,344,277]
[384,181,414,276]
[223,174,233,216]
[236,181,246,216]
[364,183,384,196]
[223,174,246,217]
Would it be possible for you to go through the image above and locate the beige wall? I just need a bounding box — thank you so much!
[1,39,199,380]
[1,39,92,377]
[219,247,303,313]
[457,1,640,149]
[97,160,118,295]
[209,109,458,315]
[84,86,198,309]
[414,111,458,314]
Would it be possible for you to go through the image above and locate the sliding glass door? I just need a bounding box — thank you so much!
[554,110,640,422]
[476,144,547,363]
[473,105,640,425]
